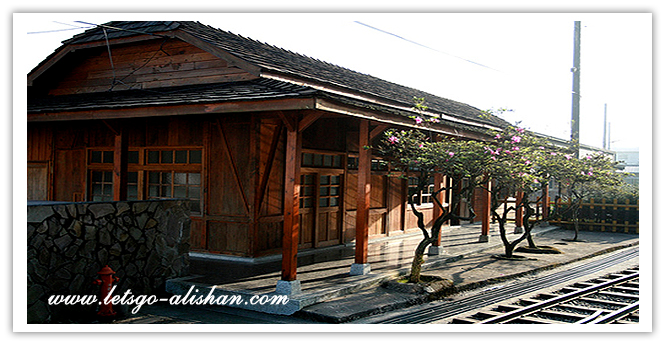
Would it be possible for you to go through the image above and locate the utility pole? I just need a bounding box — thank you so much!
[571,21,581,158]
[603,103,608,149]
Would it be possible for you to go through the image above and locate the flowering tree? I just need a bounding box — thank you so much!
[378,129,492,283]
[551,152,626,241]
[484,126,556,258]
[486,125,629,256]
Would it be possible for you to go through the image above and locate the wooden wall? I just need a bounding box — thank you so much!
[46,39,257,96]
[27,111,429,257]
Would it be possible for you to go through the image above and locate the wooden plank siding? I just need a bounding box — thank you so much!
[28,108,427,257]
[48,39,257,96]
[27,123,54,200]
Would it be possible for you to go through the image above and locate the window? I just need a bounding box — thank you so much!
[87,147,203,214]
[90,171,113,201]
[146,149,202,164]
[302,152,343,168]
[318,175,341,208]
[408,176,434,206]
[299,174,316,209]
[299,174,341,209]
[147,171,201,213]
[347,156,390,171]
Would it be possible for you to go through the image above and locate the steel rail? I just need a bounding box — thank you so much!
[477,272,638,324]
[588,301,640,324]
[376,246,638,324]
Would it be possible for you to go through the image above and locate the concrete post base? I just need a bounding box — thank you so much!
[276,279,301,295]
[428,245,447,256]
[514,226,524,234]
[478,234,489,243]
[349,263,371,276]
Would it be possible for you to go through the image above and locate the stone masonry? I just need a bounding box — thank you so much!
[27,199,191,323]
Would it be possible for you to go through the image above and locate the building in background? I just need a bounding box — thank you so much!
[615,149,639,187]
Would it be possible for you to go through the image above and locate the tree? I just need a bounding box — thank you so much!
[551,151,627,241]
[378,129,492,282]
[484,125,552,258]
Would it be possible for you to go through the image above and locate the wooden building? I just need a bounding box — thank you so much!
[27,21,508,287]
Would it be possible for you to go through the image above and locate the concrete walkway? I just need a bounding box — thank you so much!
[165,222,569,315]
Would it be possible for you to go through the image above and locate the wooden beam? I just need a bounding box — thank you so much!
[369,124,389,140]
[281,127,301,281]
[216,118,251,216]
[255,122,283,216]
[515,191,524,228]
[112,127,128,201]
[276,110,297,132]
[27,98,317,122]
[315,98,498,141]
[481,180,492,237]
[355,119,371,264]
[432,173,445,246]
[542,184,549,219]
[298,111,323,132]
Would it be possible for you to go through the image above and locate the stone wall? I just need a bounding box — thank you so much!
[27,199,191,323]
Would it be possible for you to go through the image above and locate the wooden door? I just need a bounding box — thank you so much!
[298,172,343,248]
[27,162,49,200]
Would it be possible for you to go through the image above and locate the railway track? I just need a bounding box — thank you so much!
[373,246,638,324]
[452,267,639,324]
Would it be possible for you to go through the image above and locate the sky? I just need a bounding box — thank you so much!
[17,13,652,152]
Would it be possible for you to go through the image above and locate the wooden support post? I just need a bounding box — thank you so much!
[515,191,524,234]
[351,119,371,275]
[451,178,463,226]
[112,127,128,201]
[542,184,550,220]
[428,173,447,255]
[432,173,444,246]
[480,179,491,242]
[280,126,301,284]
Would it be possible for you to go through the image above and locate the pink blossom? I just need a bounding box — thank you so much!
[513,147,520,151]
[564,154,572,160]
[388,136,399,144]
[533,179,539,183]
[525,160,531,164]
[511,136,521,143]
[517,128,525,133]
[491,156,497,161]
[419,144,424,148]
[539,146,545,150]
[550,152,558,156]
[448,152,455,157]
[414,117,423,124]
[494,134,502,139]
[587,172,594,176]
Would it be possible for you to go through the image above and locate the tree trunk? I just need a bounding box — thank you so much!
[523,202,538,248]
[408,239,432,283]
[495,193,529,259]
[572,203,581,241]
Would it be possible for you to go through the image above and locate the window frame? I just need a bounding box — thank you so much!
[86,146,204,215]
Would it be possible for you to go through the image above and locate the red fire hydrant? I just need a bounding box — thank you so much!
[92,265,120,317]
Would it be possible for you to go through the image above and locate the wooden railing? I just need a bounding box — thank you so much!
[549,198,639,234]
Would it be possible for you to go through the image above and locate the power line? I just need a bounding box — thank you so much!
[354,21,500,72]
[27,23,94,35]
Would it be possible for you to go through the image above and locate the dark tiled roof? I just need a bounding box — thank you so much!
[28,79,317,113]
[37,21,509,128]
[63,21,180,44]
